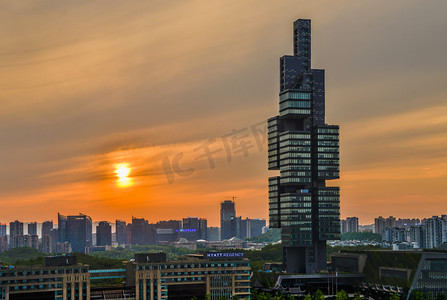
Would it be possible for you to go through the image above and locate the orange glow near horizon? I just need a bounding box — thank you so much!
[2,1,447,226]
[114,163,133,188]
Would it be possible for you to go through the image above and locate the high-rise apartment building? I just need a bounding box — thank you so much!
[96,221,112,246]
[27,222,37,236]
[131,217,149,245]
[10,220,24,249]
[10,220,23,237]
[116,220,128,244]
[0,236,7,253]
[0,224,6,237]
[346,217,359,233]
[423,216,446,249]
[41,220,53,239]
[268,19,340,273]
[42,235,52,253]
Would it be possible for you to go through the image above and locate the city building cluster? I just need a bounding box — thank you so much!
[0,200,266,254]
[339,215,447,250]
[375,215,447,249]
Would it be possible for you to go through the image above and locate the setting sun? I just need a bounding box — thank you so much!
[114,163,132,187]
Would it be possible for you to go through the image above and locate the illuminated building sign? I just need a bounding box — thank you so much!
[176,229,197,232]
[205,252,245,260]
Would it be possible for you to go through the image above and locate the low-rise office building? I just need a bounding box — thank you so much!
[330,250,447,299]
[0,256,89,300]
[126,252,251,300]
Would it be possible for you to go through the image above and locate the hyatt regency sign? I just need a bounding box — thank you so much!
[205,252,245,260]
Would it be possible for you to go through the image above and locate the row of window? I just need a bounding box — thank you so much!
[280,202,311,208]
[280,100,311,110]
[281,221,313,227]
[319,215,340,219]
[281,165,311,171]
[8,284,64,291]
[279,92,311,101]
[317,197,339,201]
[280,146,311,153]
[136,262,249,270]
[280,152,311,159]
[317,128,338,134]
[269,137,278,144]
[279,133,310,141]
[280,158,311,165]
[279,139,311,147]
[317,166,339,171]
[317,134,338,140]
[318,140,339,146]
[280,177,311,184]
[280,209,312,214]
[281,171,311,177]
[268,118,278,126]
[317,147,339,153]
[317,189,339,195]
[317,153,339,159]
[318,159,339,165]
[280,108,311,115]
[318,209,340,213]
[280,195,311,200]
[0,268,86,277]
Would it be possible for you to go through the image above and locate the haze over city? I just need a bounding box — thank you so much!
[2,0,447,226]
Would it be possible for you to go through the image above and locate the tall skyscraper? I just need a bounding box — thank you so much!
[268,19,340,274]
[220,200,236,240]
[66,213,92,253]
[96,221,112,246]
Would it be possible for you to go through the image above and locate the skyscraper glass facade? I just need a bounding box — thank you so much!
[268,19,340,274]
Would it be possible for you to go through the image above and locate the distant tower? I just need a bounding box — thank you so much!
[27,222,37,236]
[0,224,7,237]
[10,220,24,249]
[220,200,236,240]
[41,221,53,239]
[57,213,67,243]
[268,19,340,274]
[346,217,359,232]
[116,220,127,244]
[66,213,92,253]
[96,221,112,246]
[131,217,149,245]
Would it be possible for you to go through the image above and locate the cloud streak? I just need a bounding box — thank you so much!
[1,0,447,225]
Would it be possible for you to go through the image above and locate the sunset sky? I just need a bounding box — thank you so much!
[1,0,447,226]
